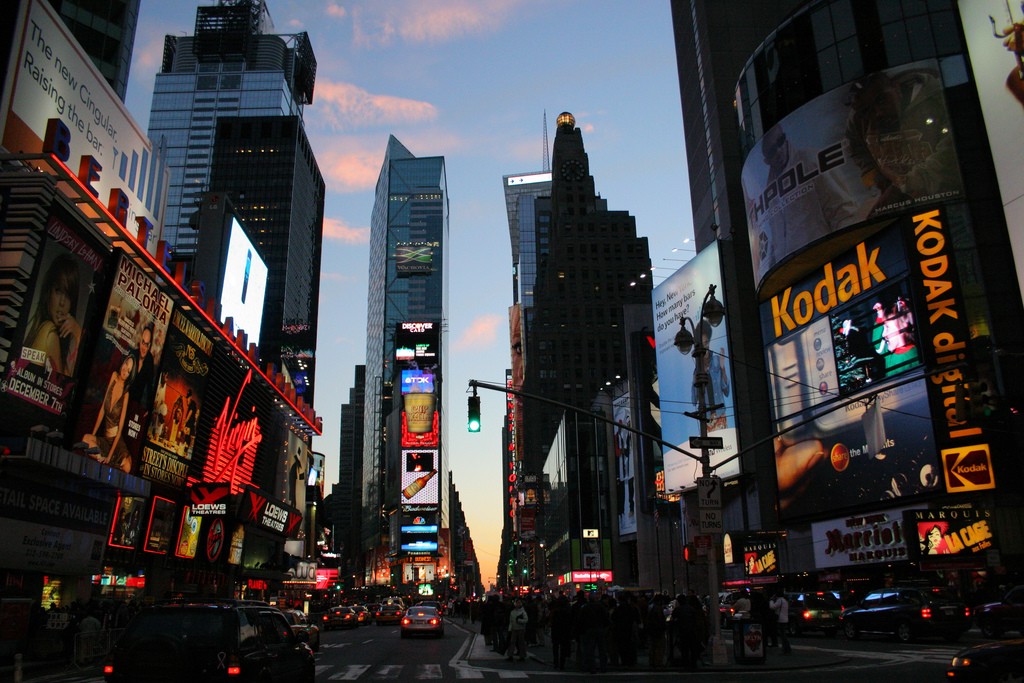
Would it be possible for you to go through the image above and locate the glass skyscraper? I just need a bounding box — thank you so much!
[362,136,449,582]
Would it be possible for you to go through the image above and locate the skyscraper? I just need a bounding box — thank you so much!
[521,112,653,473]
[362,136,448,587]
[148,0,315,257]
[47,0,140,101]
[147,0,321,400]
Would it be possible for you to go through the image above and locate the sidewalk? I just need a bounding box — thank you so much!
[453,616,849,674]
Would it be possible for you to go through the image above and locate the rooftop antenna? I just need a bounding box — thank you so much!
[542,110,550,172]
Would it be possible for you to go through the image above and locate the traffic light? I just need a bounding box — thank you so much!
[467,395,481,432]
[684,543,694,564]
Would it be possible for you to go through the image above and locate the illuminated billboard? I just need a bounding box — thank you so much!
[905,506,995,560]
[1,0,168,249]
[740,59,963,292]
[613,388,637,536]
[220,217,268,343]
[74,254,173,481]
[762,227,943,519]
[959,1,1024,300]
[143,496,177,555]
[395,241,438,276]
[395,322,440,448]
[0,215,106,429]
[400,511,439,554]
[401,450,438,506]
[651,242,739,492]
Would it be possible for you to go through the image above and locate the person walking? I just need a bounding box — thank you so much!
[507,598,529,661]
[577,592,610,674]
[769,591,791,654]
[670,593,699,668]
[645,594,668,668]
[493,597,510,655]
[549,592,573,670]
[610,593,641,666]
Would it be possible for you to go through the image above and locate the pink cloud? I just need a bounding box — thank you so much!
[323,216,369,243]
[314,80,437,131]
[326,2,347,19]
[313,142,381,193]
[350,0,527,46]
[454,314,504,351]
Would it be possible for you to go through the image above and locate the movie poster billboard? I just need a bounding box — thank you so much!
[651,243,739,492]
[139,308,212,489]
[959,0,1024,299]
[613,388,637,536]
[906,506,995,559]
[143,496,176,554]
[741,59,963,291]
[0,215,105,428]
[762,228,941,520]
[74,253,172,478]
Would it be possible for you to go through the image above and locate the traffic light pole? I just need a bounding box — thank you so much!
[467,379,704,464]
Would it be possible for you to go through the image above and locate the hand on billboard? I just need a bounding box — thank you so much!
[774,434,825,511]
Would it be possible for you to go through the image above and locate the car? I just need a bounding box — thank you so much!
[375,604,404,625]
[400,605,444,638]
[352,604,371,625]
[281,609,320,651]
[840,585,970,643]
[972,585,1024,638]
[785,591,842,637]
[322,606,359,630]
[947,637,1024,682]
[414,600,444,616]
[718,591,750,627]
[102,599,315,683]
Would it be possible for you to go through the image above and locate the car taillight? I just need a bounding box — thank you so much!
[429,618,439,625]
[921,607,933,619]
[964,607,971,618]
[401,618,411,625]
[802,610,812,621]
[227,665,242,676]
[103,664,114,675]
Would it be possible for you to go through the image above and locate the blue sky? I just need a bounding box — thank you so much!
[125,0,694,587]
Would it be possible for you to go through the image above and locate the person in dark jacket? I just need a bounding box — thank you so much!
[548,593,573,670]
[610,594,641,666]
[577,592,610,673]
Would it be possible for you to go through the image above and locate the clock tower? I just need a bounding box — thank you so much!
[550,111,598,219]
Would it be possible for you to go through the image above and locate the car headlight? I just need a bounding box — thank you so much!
[950,655,971,668]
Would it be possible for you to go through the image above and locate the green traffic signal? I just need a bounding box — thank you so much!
[467,395,481,432]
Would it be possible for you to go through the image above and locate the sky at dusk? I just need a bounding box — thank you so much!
[124,0,695,589]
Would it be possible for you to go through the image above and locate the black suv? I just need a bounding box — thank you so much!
[785,591,842,637]
[840,586,970,643]
[103,599,315,682]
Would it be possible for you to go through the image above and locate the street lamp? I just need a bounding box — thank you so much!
[674,283,728,665]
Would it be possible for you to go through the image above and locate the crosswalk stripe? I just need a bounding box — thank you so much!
[373,664,403,678]
[454,667,484,678]
[496,672,529,679]
[416,663,443,678]
[328,664,372,679]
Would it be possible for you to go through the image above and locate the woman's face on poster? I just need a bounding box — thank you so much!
[118,356,136,381]
[47,279,73,324]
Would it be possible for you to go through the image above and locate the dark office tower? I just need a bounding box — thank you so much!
[209,115,324,403]
[521,112,653,473]
[47,0,140,101]
[362,136,448,581]
[326,364,365,575]
[148,0,316,257]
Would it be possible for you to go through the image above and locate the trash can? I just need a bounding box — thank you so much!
[732,620,766,664]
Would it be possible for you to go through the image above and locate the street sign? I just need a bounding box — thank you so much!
[699,508,723,533]
[697,476,722,509]
[690,436,724,449]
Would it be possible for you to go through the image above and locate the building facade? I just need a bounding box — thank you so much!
[362,136,449,593]
[670,0,1024,595]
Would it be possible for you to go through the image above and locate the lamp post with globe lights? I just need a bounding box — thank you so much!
[673,283,728,665]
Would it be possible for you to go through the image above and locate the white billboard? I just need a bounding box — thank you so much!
[0,0,167,251]
[219,217,268,343]
[959,0,1024,301]
[651,242,739,491]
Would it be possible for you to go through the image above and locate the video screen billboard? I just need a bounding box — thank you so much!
[399,511,439,553]
[401,449,438,506]
[651,243,739,492]
[741,59,963,291]
[0,215,106,429]
[219,217,267,343]
[762,228,941,519]
[613,389,637,536]
[395,322,440,448]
